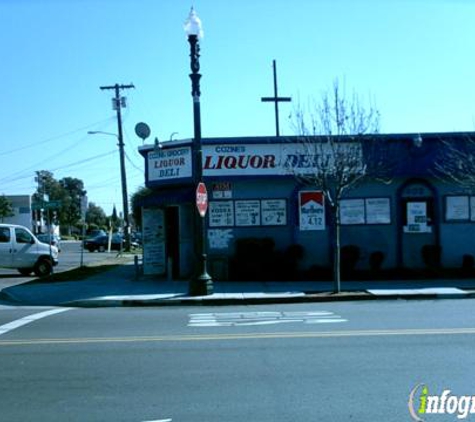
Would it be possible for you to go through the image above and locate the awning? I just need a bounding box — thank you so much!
[138,187,195,207]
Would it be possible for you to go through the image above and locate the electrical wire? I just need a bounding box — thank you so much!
[124,151,143,173]
[0,117,115,157]
[0,150,117,185]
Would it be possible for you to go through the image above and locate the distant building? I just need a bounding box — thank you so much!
[3,195,32,228]
[137,133,475,281]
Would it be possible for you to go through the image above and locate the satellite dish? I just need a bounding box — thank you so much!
[135,122,151,141]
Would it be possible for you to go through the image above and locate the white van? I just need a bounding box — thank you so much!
[0,224,59,277]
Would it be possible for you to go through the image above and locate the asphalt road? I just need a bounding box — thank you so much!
[0,241,131,288]
[0,300,474,421]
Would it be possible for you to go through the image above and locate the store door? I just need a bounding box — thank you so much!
[399,180,438,268]
[165,207,180,279]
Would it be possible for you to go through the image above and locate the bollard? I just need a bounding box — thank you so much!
[134,255,140,280]
[167,257,173,281]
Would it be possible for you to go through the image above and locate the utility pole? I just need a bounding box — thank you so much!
[100,83,135,251]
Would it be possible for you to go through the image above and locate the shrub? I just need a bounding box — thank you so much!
[462,254,475,276]
[369,251,385,271]
[421,245,441,268]
[232,237,276,281]
[341,245,360,278]
[280,244,305,280]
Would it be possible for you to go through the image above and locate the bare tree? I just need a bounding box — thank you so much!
[434,134,475,190]
[290,80,393,292]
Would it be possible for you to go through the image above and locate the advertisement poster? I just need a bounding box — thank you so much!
[142,208,166,275]
[209,201,234,227]
[340,199,365,225]
[208,229,234,249]
[366,198,391,224]
[446,196,469,221]
[299,191,325,231]
[261,199,287,226]
[235,200,261,226]
[405,201,430,233]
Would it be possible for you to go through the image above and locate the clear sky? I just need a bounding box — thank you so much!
[1,0,475,216]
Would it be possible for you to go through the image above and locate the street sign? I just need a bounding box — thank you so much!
[31,200,62,210]
[45,200,62,209]
[196,182,208,217]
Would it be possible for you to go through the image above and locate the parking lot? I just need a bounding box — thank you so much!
[0,240,135,289]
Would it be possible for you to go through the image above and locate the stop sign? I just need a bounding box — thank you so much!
[196,182,208,217]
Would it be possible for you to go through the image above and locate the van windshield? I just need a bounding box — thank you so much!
[15,228,33,244]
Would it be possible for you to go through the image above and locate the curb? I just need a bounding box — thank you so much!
[0,290,24,305]
[60,291,475,308]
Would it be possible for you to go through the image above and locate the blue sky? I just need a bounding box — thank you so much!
[1,0,474,215]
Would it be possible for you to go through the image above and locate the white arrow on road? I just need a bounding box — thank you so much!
[188,311,347,327]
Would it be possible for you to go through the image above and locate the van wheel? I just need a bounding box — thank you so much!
[98,245,106,252]
[34,258,53,277]
[18,268,33,276]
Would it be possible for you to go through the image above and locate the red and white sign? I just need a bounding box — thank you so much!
[196,182,208,217]
[212,182,232,199]
[299,191,325,231]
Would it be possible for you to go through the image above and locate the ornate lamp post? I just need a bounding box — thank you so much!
[184,8,213,296]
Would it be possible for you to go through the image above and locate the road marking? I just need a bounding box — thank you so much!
[142,419,172,422]
[188,311,347,327]
[1,327,475,346]
[0,308,72,337]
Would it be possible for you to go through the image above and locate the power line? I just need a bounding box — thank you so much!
[124,151,143,173]
[0,117,115,157]
[0,150,117,185]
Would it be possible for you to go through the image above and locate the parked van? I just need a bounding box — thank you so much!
[0,224,59,277]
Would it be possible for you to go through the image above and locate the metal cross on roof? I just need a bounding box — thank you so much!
[261,60,291,137]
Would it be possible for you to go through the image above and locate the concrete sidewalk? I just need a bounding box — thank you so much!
[1,259,475,307]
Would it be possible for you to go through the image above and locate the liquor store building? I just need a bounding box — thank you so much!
[138,133,475,281]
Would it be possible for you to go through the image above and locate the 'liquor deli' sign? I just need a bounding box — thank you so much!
[202,143,362,177]
[148,143,362,181]
[148,146,192,182]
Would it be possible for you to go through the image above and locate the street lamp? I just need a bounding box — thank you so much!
[87,130,131,252]
[184,8,213,296]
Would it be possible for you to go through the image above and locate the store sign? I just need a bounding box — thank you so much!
[202,143,361,177]
[148,146,192,182]
[212,182,232,199]
[299,191,325,231]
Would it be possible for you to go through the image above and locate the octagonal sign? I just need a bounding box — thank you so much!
[196,182,208,217]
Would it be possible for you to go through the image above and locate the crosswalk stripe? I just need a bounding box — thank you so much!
[188,311,347,327]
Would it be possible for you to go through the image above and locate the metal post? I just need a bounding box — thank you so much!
[188,33,213,296]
